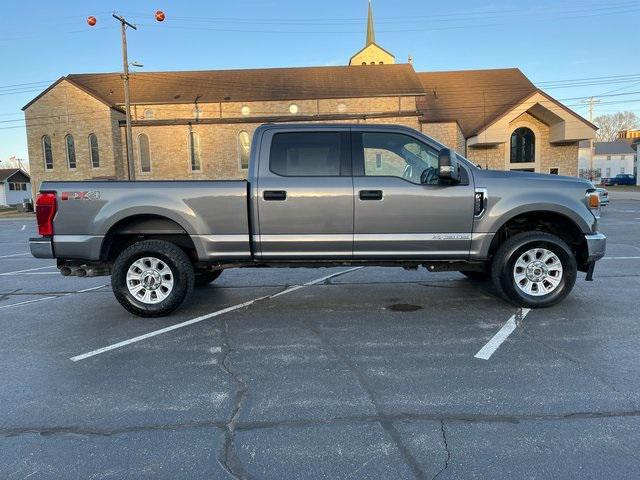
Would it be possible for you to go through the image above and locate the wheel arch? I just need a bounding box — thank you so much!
[100,214,199,262]
[487,209,589,271]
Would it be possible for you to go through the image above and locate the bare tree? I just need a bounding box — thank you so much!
[593,111,639,141]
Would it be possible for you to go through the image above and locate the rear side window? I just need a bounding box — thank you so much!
[269,132,349,176]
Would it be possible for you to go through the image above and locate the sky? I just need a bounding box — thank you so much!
[1,0,639,165]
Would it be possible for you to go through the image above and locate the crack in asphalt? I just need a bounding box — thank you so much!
[3,409,640,439]
[219,317,250,480]
[0,288,20,302]
[432,421,451,480]
[303,319,427,480]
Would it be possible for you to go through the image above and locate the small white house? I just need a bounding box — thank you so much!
[0,169,32,207]
[578,140,636,182]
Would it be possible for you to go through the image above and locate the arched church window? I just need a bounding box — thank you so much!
[510,127,535,163]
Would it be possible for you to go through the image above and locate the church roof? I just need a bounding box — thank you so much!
[416,68,538,136]
[23,64,591,139]
[49,64,424,107]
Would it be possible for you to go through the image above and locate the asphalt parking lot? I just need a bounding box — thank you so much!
[1,197,640,479]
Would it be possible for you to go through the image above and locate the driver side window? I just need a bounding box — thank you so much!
[362,132,438,183]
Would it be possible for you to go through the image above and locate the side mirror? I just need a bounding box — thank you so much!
[438,148,461,183]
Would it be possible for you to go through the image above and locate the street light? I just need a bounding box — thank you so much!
[87,11,166,181]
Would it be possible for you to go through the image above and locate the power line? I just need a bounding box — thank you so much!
[122,0,637,25]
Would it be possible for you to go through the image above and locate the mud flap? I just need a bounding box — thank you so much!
[585,262,596,281]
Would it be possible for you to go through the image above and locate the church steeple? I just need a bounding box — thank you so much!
[366,0,375,45]
[349,1,395,66]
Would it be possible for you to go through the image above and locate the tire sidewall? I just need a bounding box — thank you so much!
[112,240,194,317]
[497,235,577,307]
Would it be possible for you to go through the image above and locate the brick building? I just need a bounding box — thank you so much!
[23,4,596,193]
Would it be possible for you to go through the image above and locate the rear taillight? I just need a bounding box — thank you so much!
[36,192,57,237]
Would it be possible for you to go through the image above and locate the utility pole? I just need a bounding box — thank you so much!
[112,14,137,181]
[88,12,165,180]
[581,96,601,123]
[580,97,601,177]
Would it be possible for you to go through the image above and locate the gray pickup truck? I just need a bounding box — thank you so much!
[30,124,606,317]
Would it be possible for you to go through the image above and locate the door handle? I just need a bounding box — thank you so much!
[359,190,383,201]
[263,190,287,201]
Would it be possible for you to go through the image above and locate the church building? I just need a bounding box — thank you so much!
[23,2,596,193]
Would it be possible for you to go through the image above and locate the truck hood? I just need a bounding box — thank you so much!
[472,168,594,189]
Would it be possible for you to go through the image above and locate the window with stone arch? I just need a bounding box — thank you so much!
[138,133,151,173]
[88,133,100,168]
[510,127,535,164]
[65,134,76,169]
[188,130,201,171]
[42,135,53,170]
[238,130,251,170]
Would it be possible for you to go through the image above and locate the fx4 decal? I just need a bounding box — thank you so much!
[60,191,101,201]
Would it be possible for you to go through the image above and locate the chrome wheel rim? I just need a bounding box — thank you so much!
[513,247,563,297]
[126,257,174,304]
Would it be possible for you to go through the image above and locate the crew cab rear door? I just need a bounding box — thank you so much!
[351,129,474,259]
[255,127,353,259]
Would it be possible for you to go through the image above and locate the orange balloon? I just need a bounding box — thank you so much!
[155,10,165,22]
[87,16,97,26]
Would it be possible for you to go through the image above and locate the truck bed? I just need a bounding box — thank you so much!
[41,180,251,262]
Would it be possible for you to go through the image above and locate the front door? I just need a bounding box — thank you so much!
[352,130,474,259]
[256,128,354,259]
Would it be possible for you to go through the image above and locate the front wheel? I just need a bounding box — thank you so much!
[491,232,577,308]
[111,240,195,317]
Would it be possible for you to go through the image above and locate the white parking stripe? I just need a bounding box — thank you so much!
[70,267,363,362]
[0,265,56,276]
[0,284,108,311]
[13,272,59,275]
[474,308,531,360]
[602,256,640,260]
[0,296,58,309]
[21,225,26,231]
[0,253,29,259]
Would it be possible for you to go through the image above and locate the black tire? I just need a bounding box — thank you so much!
[460,270,489,281]
[111,239,195,317]
[490,232,577,308]
[194,269,223,287]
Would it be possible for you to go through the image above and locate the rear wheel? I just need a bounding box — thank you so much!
[194,269,223,287]
[111,239,194,317]
[490,232,577,308]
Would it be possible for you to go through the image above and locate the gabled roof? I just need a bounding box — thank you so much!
[0,168,29,183]
[416,68,538,137]
[57,64,423,106]
[22,77,121,111]
[348,42,396,63]
[594,141,637,155]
